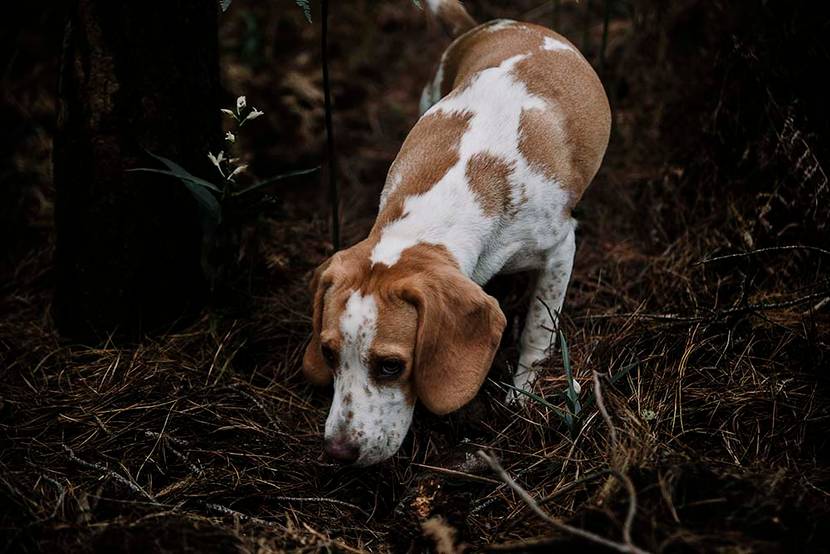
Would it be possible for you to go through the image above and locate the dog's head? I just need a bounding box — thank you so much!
[303,243,505,466]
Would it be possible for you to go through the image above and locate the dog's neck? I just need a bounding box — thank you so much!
[367,179,493,282]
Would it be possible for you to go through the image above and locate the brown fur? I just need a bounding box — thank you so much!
[302,254,339,385]
[514,43,611,207]
[379,111,472,229]
[303,243,505,414]
[465,152,515,216]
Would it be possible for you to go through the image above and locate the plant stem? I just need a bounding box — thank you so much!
[321,0,340,251]
[582,0,592,52]
[551,0,561,29]
[600,0,611,76]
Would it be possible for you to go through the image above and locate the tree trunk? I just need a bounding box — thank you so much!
[53,0,221,341]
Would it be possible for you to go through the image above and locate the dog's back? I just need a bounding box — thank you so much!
[375,3,610,282]
[418,4,611,211]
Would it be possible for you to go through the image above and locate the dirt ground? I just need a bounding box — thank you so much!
[2,1,829,552]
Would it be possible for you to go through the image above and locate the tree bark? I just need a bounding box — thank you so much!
[53,0,221,341]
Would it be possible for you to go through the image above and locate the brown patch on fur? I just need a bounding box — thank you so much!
[302,256,336,385]
[517,107,578,195]
[437,21,540,97]
[391,244,506,415]
[377,111,472,229]
[514,41,611,208]
[466,152,516,216]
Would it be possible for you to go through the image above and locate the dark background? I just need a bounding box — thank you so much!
[1,1,829,552]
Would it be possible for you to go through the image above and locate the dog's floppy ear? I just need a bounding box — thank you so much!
[402,268,506,415]
[302,256,336,385]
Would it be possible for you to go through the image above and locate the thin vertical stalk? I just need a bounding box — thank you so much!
[582,0,592,52]
[600,0,611,75]
[551,0,561,29]
[321,0,340,251]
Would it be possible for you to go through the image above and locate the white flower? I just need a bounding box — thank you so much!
[243,107,264,124]
[207,151,226,177]
[221,108,236,118]
[236,95,247,114]
[227,164,248,180]
[207,151,225,167]
[225,131,236,143]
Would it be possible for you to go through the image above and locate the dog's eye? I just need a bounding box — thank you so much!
[321,345,338,368]
[376,358,405,379]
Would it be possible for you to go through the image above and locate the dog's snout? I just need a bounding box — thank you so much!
[324,436,360,464]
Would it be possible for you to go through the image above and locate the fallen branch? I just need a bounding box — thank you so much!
[411,463,502,485]
[63,444,158,504]
[38,475,66,521]
[592,371,642,549]
[478,450,650,554]
[696,244,830,265]
[203,501,276,527]
[269,495,370,518]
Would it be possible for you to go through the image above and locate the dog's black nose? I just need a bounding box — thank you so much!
[324,437,360,464]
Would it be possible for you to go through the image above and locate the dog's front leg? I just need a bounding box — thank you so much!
[509,225,576,404]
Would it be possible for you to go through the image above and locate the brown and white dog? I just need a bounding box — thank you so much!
[303,0,611,465]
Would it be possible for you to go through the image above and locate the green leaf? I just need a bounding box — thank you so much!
[577,360,640,414]
[128,168,222,227]
[145,152,223,192]
[183,181,222,227]
[610,360,639,385]
[296,0,311,22]
[560,330,582,417]
[128,168,222,193]
[232,166,319,197]
[501,382,570,418]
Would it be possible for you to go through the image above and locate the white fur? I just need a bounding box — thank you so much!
[372,53,572,284]
[509,225,576,401]
[373,38,578,404]
[325,291,415,466]
[542,35,575,52]
[486,19,516,33]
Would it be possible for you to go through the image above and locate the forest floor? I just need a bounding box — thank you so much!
[2,1,830,552]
